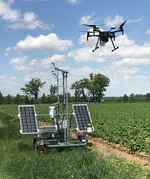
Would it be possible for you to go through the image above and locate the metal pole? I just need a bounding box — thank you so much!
[65,72,69,143]
[57,69,60,129]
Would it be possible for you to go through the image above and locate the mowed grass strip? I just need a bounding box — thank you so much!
[0,110,147,179]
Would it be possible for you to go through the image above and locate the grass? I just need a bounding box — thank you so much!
[0,105,148,179]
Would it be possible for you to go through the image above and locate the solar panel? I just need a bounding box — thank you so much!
[18,105,39,134]
[72,104,92,132]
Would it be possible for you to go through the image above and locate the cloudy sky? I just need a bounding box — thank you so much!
[1,0,150,97]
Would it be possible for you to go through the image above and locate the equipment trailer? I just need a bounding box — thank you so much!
[18,63,94,152]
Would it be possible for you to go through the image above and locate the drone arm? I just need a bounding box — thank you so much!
[112,29,124,35]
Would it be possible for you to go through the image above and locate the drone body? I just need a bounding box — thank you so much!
[82,21,127,52]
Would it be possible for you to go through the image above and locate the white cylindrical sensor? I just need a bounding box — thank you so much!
[49,106,56,118]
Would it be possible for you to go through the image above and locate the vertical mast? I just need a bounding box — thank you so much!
[51,62,69,144]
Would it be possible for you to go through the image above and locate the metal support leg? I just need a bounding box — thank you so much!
[92,37,100,52]
[110,38,119,52]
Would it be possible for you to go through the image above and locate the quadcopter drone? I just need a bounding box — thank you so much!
[82,21,127,52]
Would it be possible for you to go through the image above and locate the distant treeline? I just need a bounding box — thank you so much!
[0,92,75,105]
[1,92,150,105]
[104,93,150,102]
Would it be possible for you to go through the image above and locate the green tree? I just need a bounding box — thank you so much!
[0,92,4,104]
[71,73,110,103]
[14,94,21,104]
[40,93,47,103]
[21,78,46,101]
[78,79,88,102]
[123,94,128,102]
[86,73,110,102]
[129,93,135,102]
[118,96,123,103]
[4,94,13,104]
[25,95,29,104]
[50,85,57,96]
[71,81,81,102]
[146,93,150,100]
[87,73,95,101]
[29,98,35,104]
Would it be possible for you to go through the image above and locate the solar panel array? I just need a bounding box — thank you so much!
[72,104,92,131]
[18,105,39,134]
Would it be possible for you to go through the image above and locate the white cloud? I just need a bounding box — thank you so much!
[13,33,74,52]
[127,17,143,23]
[41,54,65,67]
[28,59,38,67]
[0,0,52,30]
[69,34,150,63]
[13,65,32,71]
[67,64,140,97]
[0,0,21,22]
[80,13,95,25]
[147,29,150,35]
[9,56,28,65]
[0,75,21,96]
[23,71,56,96]
[70,66,105,80]
[4,47,11,56]
[66,0,80,4]
[113,58,150,67]
[104,15,124,26]
[9,12,54,30]
[5,47,11,52]
[104,15,143,26]
[11,54,66,72]
[7,0,14,4]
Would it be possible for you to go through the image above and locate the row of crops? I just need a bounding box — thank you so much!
[89,103,150,153]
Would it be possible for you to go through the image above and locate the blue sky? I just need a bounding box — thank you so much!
[1,0,150,97]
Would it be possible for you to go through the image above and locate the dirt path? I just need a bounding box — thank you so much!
[89,137,150,170]
[69,129,150,170]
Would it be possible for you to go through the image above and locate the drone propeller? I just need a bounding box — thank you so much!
[118,20,127,35]
[82,24,105,28]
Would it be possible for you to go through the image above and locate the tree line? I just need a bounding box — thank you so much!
[1,74,150,104]
[105,93,150,102]
[0,73,110,104]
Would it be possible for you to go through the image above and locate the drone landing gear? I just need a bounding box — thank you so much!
[110,38,119,52]
[112,47,119,52]
[92,37,100,52]
[92,47,99,52]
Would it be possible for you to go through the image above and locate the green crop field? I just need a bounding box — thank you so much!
[89,103,150,153]
[0,103,149,179]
